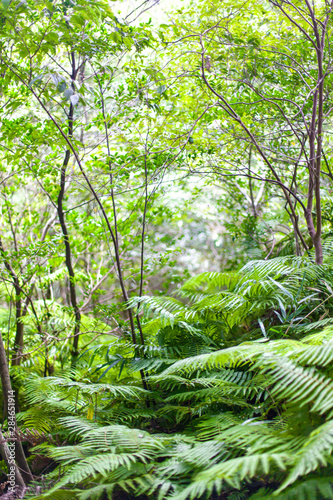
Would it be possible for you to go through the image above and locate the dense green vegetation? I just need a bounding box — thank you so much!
[1,0,333,498]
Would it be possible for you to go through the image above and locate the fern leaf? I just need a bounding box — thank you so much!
[278,420,333,491]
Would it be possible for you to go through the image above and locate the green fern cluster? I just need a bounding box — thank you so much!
[24,328,333,499]
[131,252,333,346]
[18,254,333,499]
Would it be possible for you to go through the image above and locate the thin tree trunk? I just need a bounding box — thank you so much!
[12,280,24,366]
[0,333,32,485]
[0,237,25,366]
[57,52,81,362]
[57,149,81,361]
[313,237,323,266]
[0,427,25,491]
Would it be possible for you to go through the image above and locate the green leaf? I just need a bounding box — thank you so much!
[29,74,44,87]
[156,85,166,94]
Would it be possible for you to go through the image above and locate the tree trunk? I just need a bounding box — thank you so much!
[313,237,323,266]
[0,333,32,485]
[57,52,81,363]
[0,427,25,492]
[12,281,24,366]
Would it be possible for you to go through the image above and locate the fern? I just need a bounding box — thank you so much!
[278,420,333,491]
[24,257,333,499]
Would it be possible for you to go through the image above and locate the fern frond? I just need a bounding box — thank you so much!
[278,419,333,491]
[295,342,333,367]
[196,413,244,440]
[248,477,333,499]
[160,339,302,376]
[170,453,288,499]
[28,490,80,500]
[259,356,333,415]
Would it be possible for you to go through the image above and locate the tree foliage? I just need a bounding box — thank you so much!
[0,0,333,499]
